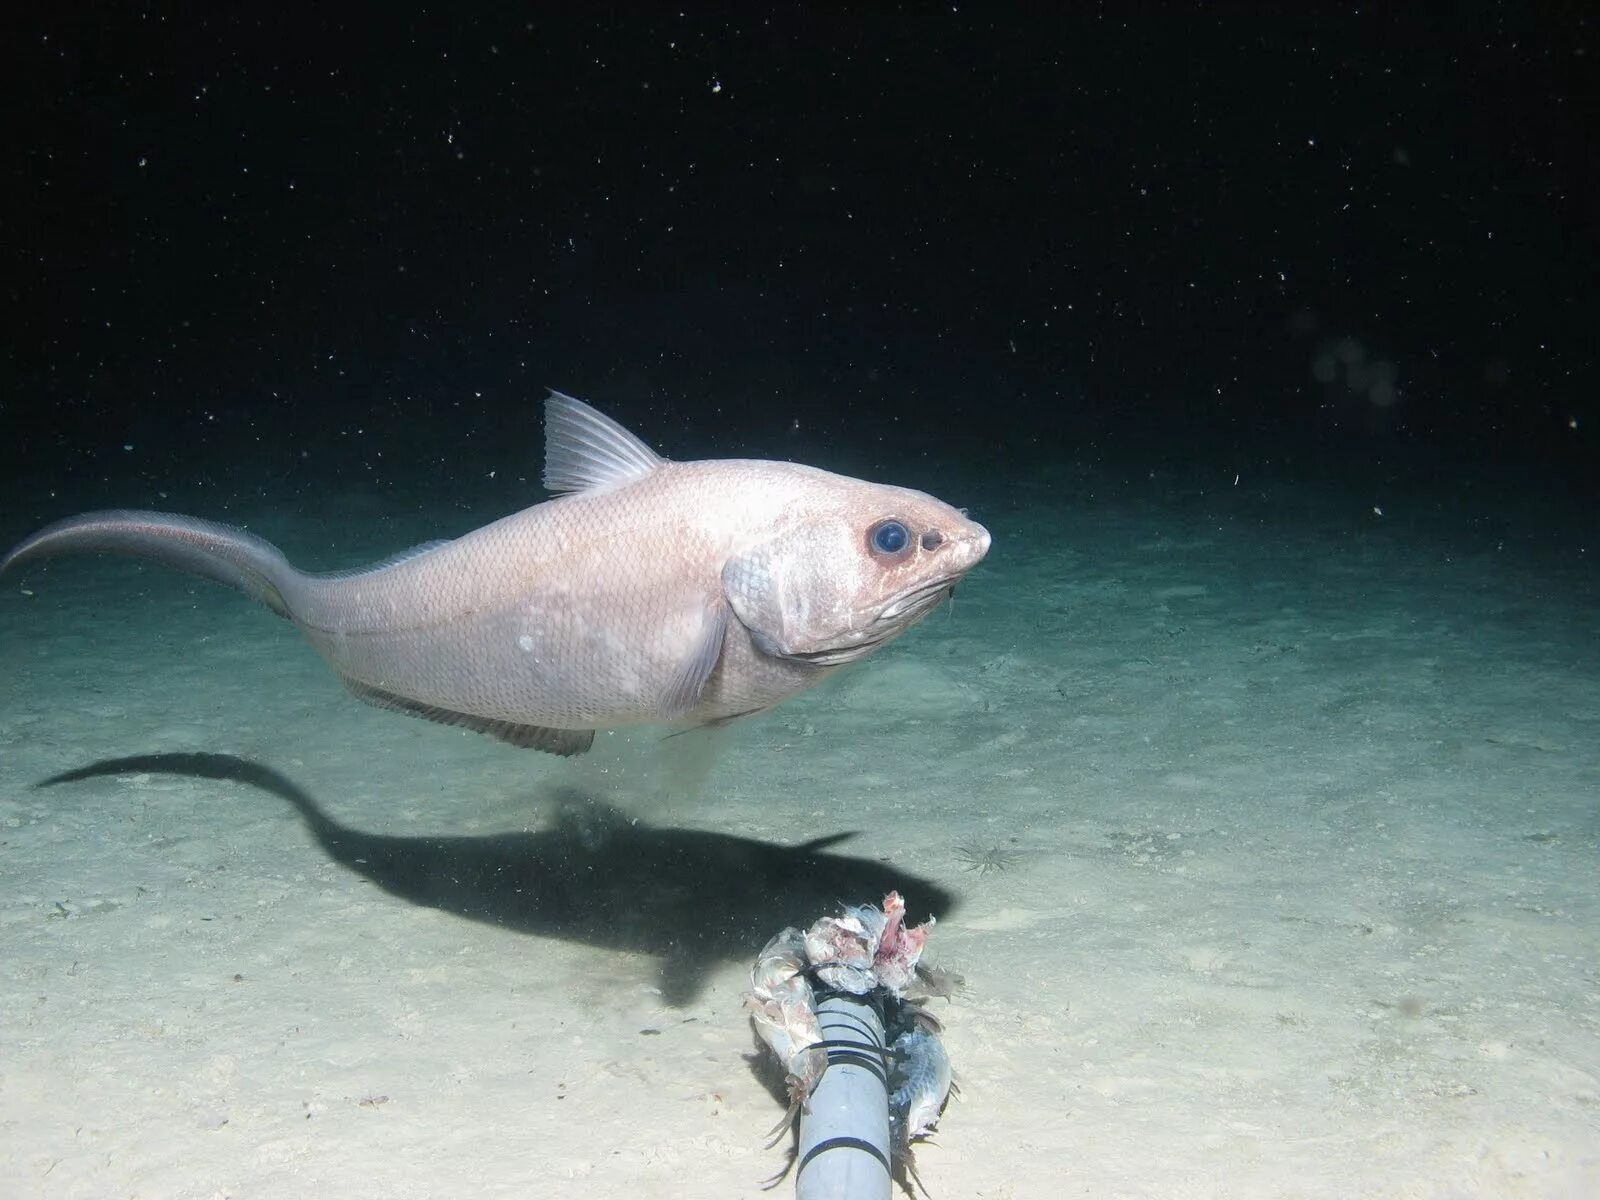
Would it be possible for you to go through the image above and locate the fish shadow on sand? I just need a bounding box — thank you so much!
[38,752,957,1005]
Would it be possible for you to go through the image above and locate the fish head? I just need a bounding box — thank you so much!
[723,475,990,667]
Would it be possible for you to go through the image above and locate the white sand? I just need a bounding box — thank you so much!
[2,464,1597,1198]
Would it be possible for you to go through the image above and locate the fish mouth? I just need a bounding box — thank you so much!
[785,575,961,667]
[879,575,958,624]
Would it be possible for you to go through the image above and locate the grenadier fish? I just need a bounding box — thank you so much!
[1,392,989,755]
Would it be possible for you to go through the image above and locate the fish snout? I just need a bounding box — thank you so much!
[971,520,992,559]
[950,516,991,570]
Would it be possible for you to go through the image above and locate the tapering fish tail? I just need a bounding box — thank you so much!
[1,509,298,618]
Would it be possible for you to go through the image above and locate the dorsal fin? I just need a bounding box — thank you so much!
[542,390,666,495]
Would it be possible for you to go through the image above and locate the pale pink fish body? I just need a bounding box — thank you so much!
[2,392,990,755]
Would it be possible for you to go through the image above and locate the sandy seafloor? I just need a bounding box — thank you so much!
[2,459,1596,1200]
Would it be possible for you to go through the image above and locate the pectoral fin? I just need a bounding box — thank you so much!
[660,600,731,717]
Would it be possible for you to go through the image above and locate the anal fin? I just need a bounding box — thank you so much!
[342,678,596,756]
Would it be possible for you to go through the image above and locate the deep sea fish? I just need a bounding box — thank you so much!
[889,1021,955,1196]
[2,392,989,755]
[744,926,827,1143]
[889,1024,953,1154]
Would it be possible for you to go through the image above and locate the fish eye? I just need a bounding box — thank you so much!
[868,519,911,557]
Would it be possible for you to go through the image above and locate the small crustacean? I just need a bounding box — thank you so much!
[744,926,827,1143]
[908,961,966,1005]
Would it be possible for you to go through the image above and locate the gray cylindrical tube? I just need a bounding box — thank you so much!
[795,993,892,1200]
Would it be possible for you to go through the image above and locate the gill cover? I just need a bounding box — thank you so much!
[722,523,864,664]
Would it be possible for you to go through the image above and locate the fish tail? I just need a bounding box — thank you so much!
[1,509,299,618]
